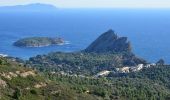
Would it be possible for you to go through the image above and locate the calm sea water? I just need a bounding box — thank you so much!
[0,9,170,63]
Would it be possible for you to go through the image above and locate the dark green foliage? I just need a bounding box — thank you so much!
[27,52,146,75]
[128,65,170,89]
[30,89,38,95]
[13,88,22,99]
[92,88,108,97]
[1,56,170,100]
[0,59,2,65]
[0,57,102,100]
[45,70,170,100]
[13,37,64,47]
[0,57,8,65]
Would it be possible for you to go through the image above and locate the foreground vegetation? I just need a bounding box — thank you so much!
[1,57,170,100]
[45,65,170,100]
[0,57,102,100]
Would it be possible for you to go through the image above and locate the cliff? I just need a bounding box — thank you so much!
[85,29,131,53]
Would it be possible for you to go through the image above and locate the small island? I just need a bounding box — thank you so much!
[13,37,65,47]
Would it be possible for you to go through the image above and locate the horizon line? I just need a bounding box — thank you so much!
[0,3,170,9]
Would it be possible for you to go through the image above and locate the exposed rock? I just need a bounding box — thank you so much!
[25,87,30,90]
[115,63,156,73]
[0,71,36,80]
[85,29,132,53]
[116,67,130,73]
[34,82,47,88]
[51,90,61,95]
[9,72,18,77]
[0,79,7,88]
[20,71,36,78]
[0,72,12,80]
[95,70,111,77]
[16,71,21,74]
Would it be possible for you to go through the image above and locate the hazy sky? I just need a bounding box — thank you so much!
[0,0,170,8]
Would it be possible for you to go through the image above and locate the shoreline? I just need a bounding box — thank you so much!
[14,41,70,48]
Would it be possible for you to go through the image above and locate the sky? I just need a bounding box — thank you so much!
[0,0,170,8]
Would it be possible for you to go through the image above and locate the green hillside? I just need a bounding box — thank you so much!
[0,57,102,100]
[1,57,170,100]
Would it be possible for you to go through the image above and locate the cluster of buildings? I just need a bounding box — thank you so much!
[95,63,156,77]
[116,63,156,73]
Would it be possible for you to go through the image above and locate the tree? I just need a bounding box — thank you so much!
[0,59,2,65]
[13,88,22,99]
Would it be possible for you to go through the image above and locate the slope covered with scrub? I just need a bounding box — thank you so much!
[1,57,170,100]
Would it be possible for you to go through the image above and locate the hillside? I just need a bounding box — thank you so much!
[27,52,146,76]
[1,57,170,100]
[0,57,105,100]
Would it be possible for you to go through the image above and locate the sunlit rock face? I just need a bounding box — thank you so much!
[85,29,131,53]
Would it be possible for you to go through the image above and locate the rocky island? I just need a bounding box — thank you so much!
[13,37,64,47]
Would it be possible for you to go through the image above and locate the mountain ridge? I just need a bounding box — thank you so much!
[0,3,57,12]
[84,29,132,53]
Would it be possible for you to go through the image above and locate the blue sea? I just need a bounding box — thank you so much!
[0,9,170,63]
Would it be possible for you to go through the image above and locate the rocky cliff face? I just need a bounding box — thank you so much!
[85,30,132,53]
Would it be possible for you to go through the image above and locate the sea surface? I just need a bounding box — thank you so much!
[0,8,170,63]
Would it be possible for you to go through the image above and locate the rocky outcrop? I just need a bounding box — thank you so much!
[85,29,132,53]
[34,82,47,88]
[19,71,36,78]
[0,70,36,80]
[0,79,7,88]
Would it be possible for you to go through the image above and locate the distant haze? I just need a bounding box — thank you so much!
[0,0,170,8]
[0,3,57,12]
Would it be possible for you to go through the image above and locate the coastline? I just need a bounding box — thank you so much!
[14,41,70,48]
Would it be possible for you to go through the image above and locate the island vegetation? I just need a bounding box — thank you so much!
[13,37,64,47]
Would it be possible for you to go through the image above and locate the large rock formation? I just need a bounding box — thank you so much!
[85,29,132,53]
